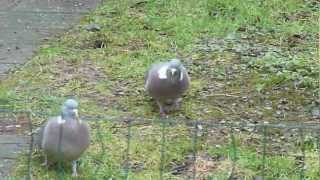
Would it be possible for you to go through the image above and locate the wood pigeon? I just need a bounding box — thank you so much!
[34,99,90,177]
[145,59,190,116]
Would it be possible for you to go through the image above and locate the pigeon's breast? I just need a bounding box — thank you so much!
[147,71,189,99]
[43,120,90,161]
[61,121,90,160]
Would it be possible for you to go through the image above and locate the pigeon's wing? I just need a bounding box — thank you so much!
[33,118,52,149]
[41,117,63,155]
[144,67,150,84]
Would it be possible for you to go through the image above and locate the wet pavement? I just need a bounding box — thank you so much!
[0,0,100,178]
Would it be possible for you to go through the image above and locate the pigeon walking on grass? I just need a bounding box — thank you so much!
[34,99,90,177]
[145,59,190,117]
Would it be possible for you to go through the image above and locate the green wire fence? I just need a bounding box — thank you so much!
[0,109,320,179]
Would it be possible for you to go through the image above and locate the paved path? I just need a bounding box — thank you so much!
[0,135,29,178]
[0,112,30,178]
[0,0,100,80]
[0,0,100,178]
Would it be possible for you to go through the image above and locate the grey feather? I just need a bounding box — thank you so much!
[41,116,90,161]
[35,99,90,176]
[145,59,190,115]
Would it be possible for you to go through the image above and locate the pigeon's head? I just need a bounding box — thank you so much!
[167,59,183,83]
[61,99,79,120]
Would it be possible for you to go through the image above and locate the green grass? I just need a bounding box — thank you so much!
[207,144,319,179]
[1,0,319,179]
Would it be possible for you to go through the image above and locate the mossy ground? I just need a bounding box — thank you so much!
[0,0,319,179]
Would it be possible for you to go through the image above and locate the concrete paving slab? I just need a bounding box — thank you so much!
[0,0,101,80]
[0,135,29,178]
[0,0,100,177]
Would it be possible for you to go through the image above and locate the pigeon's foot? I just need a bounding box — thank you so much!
[162,105,173,113]
[157,101,166,117]
[160,112,168,118]
[159,109,169,118]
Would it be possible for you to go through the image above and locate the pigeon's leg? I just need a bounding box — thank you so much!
[157,101,167,118]
[41,155,48,166]
[72,160,78,177]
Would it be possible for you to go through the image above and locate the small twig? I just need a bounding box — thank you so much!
[205,93,240,98]
[211,106,226,114]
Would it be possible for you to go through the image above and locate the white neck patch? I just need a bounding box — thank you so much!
[158,65,169,79]
[180,71,184,81]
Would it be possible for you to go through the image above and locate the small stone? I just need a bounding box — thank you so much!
[115,91,125,96]
[256,111,263,116]
[276,110,282,115]
[85,23,101,32]
[311,106,320,118]
[264,106,272,110]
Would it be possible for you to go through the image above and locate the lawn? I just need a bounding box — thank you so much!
[0,0,319,179]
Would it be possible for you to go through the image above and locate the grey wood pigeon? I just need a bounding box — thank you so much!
[145,59,190,116]
[34,99,90,177]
